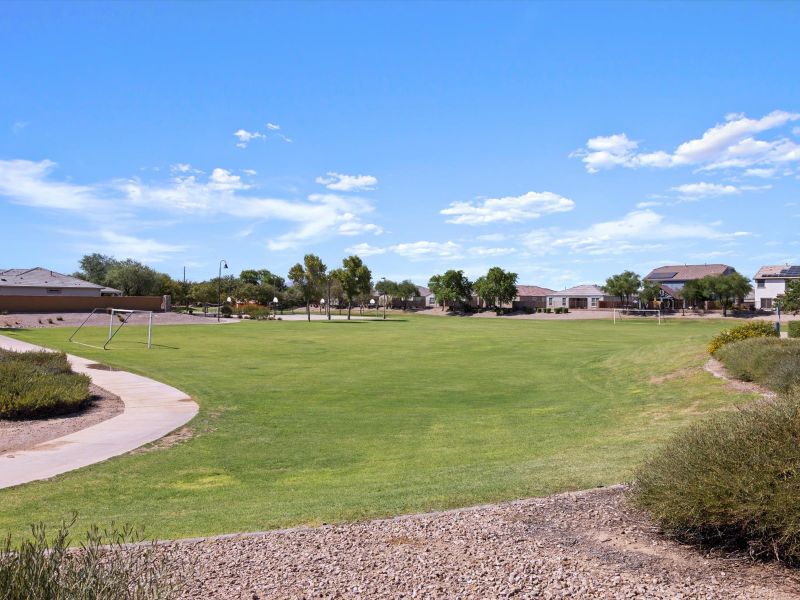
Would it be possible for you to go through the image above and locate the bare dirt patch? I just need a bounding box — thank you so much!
[704,358,776,398]
[170,486,799,599]
[649,366,701,385]
[0,384,123,455]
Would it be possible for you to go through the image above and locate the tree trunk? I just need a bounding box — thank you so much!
[348,301,352,320]
[306,302,311,321]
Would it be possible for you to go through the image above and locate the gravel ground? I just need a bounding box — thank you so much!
[0,383,123,454]
[0,311,239,329]
[172,486,798,599]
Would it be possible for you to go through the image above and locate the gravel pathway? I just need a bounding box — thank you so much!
[174,486,798,599]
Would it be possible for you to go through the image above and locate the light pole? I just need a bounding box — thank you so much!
[369,298,376,317]
[380,277,387,320]
[218,259,228,322]
[273,296,279,317]
[320,298,325,315]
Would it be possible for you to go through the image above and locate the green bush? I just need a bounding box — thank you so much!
[716,337,800,393]
[789,321,800,338]
[631,390,800,565]
[0,515,185,599]
[220,304,232,317]
[707,320,777,354]
[0,350,90,419]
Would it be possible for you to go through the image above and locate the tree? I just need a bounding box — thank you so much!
[375,279,399,309]
[77,253,116,285]
[331,255,372,320]
[428,270,473,311]
[780,279,800,314]
[639,280,661,308]
[288,254,327,321]
[396,280,419,310]
[473,267,518,313]
[681,278,708,311]
[104,259,161,296]
[702,272,753,317]
[602,271,641,307]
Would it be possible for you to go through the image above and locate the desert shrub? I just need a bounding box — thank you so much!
[220,304,232,317]
[716,337,800,393]
[563,308,569,313]
[631,389,800,565]
[0,515,186,599]
[0,349,90,419]
[707,320,777,354]
[240,306,271,320]
[789,321,800,338]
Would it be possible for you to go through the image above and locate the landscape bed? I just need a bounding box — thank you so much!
[0,316,748,540]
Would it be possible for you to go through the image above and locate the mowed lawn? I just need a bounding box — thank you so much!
[0,316,744,540]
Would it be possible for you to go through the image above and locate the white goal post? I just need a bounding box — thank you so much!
[613,308,662,325]
[69,308,154,350]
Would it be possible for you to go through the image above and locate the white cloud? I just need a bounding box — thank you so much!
[468,246,516,257]
[233,129,265,148]
[346,240,463,260]
[441,191,575,225]
[12,121,28,134]
[522,209,749,256]
[316,172,378,192]
[242,169,257,176]
[476,233,509,242]
[671,181,772,199]
[344,242,386,256]
[574,110,800,173]
[95,230,185,263]
[744,167,777,178]
[266,123,281,130]
[636,201,662,208]
[0,158,382,253]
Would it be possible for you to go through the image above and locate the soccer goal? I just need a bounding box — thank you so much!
[69,308,154,350]
[613,308,662,325]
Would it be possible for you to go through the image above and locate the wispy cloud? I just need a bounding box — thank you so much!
[573,110,800,174]
[316,172,378,192]
[441,191,575,225]
[233,122,292,147]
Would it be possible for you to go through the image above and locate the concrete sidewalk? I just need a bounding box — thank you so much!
[0,335,198,489]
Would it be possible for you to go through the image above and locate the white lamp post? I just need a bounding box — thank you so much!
[320,298,325,315]
[369,298,376,317]
[273,296,279,316]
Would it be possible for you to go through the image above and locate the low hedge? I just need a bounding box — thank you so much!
[631,389,800,565]
[715,337,800,394]
[0,349,90,419]
[789,321,800,338]
[707,320,777,354]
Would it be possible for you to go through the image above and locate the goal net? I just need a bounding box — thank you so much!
[69,308,154,350]
[613,308,662,325]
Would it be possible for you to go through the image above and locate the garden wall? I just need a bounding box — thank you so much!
[0,295,167,313]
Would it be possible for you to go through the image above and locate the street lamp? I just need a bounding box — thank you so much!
[218,259,228,322]
[273,296,279,317]
[320,298,325,315]
[369,298,376,317]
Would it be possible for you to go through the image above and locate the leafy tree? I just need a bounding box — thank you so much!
[681,278,708,310]
[428,270,473,311]
[639,280,661,307]
[331,255,372,320]
[602,271,641,307]
[375,279,399,309]
[474,267,518,313]
[288,254,327,321]
[104,260,161,296]
[239,269,261,286]
[397,280,419,310]
[702,272,753,317]
[77,253,116,285]
[780,279,800,314]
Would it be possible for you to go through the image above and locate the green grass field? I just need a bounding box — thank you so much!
[0,316,749,540]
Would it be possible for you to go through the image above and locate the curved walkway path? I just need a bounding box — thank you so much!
[0,335,198,489]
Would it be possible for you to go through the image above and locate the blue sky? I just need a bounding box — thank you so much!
[1,1,799,289]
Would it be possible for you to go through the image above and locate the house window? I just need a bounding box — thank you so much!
[46,289,62,295]
[591,297,598,308]
[428,296,436,306]
[757,280,765,288]
[547,297,552,306]
[761,298,773,309]
[562,297,567,307]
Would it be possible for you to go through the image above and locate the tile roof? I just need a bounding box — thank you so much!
[516,285,555,297]
[659,284,683,299]
[415,286,432,297]
[644,264,734,282]
[754,265,800,279]
[0,267,102,289]
[550,284,605,297]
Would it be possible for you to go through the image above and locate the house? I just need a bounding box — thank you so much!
[414,286,438,308]
[754,265,800,310]
[0,268,122,297]
[643,264,737,310]
[513,285,555,310]
[546,284,607,310]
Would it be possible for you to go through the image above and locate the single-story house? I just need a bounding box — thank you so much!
[0,268,122,297]
[513,285,555,310]
[546,284,608,310]
[754,265,800,310]
[413,286,437,308]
